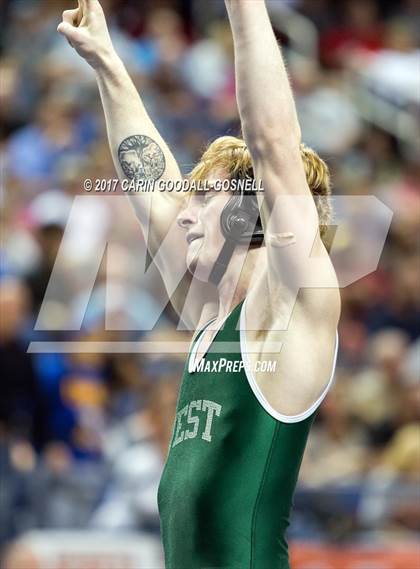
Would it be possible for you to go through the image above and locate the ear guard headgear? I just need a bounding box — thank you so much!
[209,185,264,285]
[220,188,264,244]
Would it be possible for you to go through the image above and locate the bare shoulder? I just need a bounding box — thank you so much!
[243,279,340,421]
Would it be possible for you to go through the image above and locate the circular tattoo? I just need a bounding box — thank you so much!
[118,135,166,181]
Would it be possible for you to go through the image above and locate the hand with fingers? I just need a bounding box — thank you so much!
[57,0,115,69]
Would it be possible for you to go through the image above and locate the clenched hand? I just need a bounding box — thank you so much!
[57,0,115,69]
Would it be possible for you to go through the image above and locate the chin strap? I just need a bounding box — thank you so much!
[209,238,237,286]
[209,235,263,286]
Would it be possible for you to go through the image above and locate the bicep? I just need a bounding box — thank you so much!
[251,144,335,295]
[252,143,319,244]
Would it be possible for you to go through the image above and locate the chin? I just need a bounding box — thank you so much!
[186,255,212,283]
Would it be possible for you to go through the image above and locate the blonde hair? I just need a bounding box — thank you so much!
[189,135,332,239]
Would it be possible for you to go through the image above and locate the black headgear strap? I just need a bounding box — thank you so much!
[209,187,264,285]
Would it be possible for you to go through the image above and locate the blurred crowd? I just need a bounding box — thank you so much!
[0,0,419,559]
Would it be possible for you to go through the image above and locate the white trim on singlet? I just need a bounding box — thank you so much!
[239,297,339,424]
[188,310,233,374]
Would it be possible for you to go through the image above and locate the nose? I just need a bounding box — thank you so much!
[177,198,198,230]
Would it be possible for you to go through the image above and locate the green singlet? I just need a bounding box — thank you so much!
[158,300,337,569]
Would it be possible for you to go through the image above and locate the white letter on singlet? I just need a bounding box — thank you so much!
[184,400,202,440]
[172,405,188,447]
[201,400,222,442]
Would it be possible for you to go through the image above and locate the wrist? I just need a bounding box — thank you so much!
[92,46,120,74]
[225,0,265,8]
[225,0,267,26]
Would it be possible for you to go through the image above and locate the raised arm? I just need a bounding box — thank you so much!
[225,1,340,417]
[225,0,301,148]
[58,0,215,326]
[225,0,339,314]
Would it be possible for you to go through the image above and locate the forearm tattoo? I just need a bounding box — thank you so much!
[118,135,166,181]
